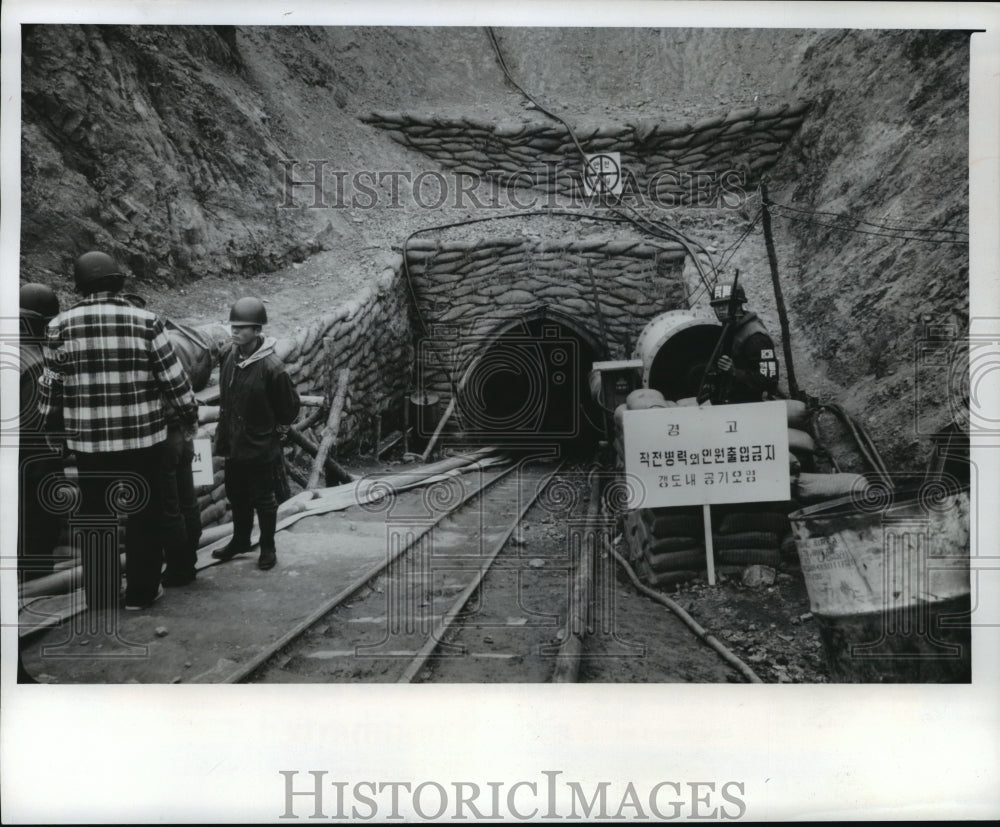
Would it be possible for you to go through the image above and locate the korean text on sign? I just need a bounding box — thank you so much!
[622,401,791,508]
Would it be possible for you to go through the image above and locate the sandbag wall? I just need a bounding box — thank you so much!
[405,233,688,404]
[362,103,810,204]
[613,390,868,587]
[194,268,412,530]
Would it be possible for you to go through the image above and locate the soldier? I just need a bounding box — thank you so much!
[709,283,780,404]
[18,283,64,580]
[39,252,198,611]
[212,297,300,571]
[121,293,225,587]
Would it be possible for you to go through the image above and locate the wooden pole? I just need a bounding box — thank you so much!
[287,426,352,485]
[760,180,800,400]
[420,395,457,462]
[308,367,350,489]
[298,403,327,432]
[703,504,717,586]
[377,428,410,458]
[403,393,410,455]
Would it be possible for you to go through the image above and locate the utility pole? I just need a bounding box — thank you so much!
[760,180,800,401]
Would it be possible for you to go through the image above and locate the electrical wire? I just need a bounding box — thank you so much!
[769,203,967,245]
[768,199,968,237]
[485,27,722,294]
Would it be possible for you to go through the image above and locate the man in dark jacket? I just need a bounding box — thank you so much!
[212,297,300,570]
[710,283,780,404]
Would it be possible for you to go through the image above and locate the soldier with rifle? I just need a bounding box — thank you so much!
[698,276,780,405]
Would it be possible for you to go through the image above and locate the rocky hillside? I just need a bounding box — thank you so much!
[20,26,970,469]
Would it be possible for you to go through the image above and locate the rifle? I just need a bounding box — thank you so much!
[696,270,741,405]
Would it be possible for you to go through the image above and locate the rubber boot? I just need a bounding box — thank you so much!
[257,507,278,570]
[212,503,254,561]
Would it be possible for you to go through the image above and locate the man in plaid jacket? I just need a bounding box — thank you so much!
[39,251,197,612]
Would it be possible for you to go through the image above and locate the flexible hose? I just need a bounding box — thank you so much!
[608,544,764,683]
[811,403,891,485]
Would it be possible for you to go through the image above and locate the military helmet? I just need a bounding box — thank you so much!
[229,296,267,326]
[19,283,60,319]
[709,282,747,306]
[73,251,124,292]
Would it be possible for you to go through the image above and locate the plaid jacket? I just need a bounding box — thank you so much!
[39,292,197,453]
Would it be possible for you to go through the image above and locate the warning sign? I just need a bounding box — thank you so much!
[191,437,214,487]
[622,401,791,509]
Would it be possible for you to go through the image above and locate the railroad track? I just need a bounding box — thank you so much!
[234,456,575,684]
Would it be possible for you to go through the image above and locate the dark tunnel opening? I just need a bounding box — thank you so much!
[455,316,606,455]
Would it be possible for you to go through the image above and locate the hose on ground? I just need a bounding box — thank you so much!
[608,544,765,684]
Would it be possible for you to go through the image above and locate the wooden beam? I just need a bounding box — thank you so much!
[307,367,350,489]
[420,396,457,462]
[287,426,353,484]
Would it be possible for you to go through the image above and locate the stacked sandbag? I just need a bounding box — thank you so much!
[361,102,811,202]
[405,234,688,401]
[711,501,793,572]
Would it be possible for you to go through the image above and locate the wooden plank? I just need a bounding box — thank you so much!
[308,367,350,489]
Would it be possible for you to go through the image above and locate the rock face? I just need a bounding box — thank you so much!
[21,25,322,287]
[765,30,970,470]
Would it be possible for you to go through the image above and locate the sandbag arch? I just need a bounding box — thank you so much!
[452,307,608,449]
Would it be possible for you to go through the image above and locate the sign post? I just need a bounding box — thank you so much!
[703,504,717,585]
[622,401,791,585]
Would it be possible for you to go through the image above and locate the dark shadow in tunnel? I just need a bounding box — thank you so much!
[456,311,606,455]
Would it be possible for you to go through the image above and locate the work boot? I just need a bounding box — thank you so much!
[257,507,277,571]
[212,503,254,561]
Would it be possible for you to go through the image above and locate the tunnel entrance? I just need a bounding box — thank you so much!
[455,313,606,454]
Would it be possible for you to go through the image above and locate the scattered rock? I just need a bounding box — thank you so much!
[155,627,169,637]
[742,565,777,588]
[528,558,545,568]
